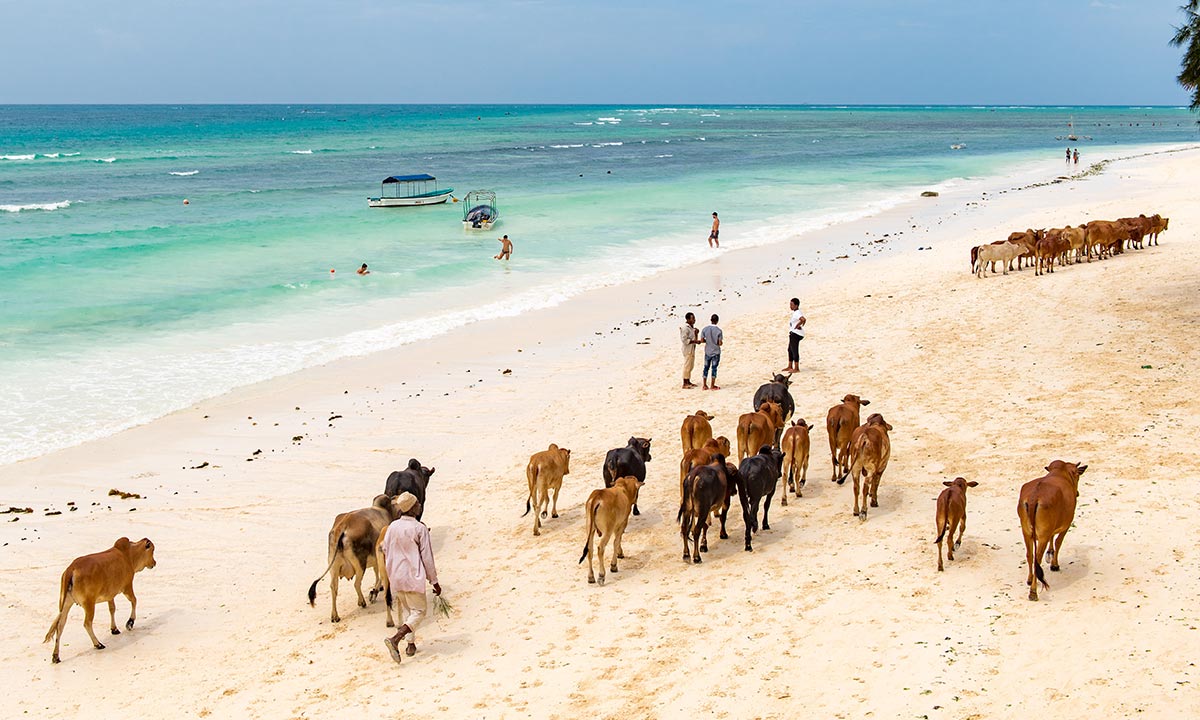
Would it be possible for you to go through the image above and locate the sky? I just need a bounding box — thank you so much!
[0,0,1192,104]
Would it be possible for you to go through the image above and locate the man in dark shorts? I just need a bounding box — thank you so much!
[708,212,720,248]
[783,297,806,374]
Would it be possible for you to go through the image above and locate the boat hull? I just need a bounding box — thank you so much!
[463,219,498,231]
[367,190,453,208]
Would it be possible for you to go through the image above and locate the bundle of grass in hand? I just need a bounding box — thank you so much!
[433,594,454,619]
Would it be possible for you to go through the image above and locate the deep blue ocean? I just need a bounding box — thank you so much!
[1,104,1194,463]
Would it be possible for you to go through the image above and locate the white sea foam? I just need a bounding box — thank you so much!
[1,154,35,161]
[572,122,593,126]
[655,154,673,158]
[291,149,314,154]
[597,117,621,123]
[591,142,623,147]
[0,200,72,213]
[63,152,81,157]
[169,170,200,176]
[43,153,60,158]
[94,157,116,163]
[550,144,585,149]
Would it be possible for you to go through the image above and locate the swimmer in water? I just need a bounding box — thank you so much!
[357,263,370,275]
[494,235,513,261]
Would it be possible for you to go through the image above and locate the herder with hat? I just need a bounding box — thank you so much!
[381,491,441,663]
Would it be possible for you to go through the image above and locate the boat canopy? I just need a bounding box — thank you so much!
[383,174,437,183]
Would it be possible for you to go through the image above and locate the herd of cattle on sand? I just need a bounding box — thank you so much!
[972,212,1168,278]
[40,211,1171,663]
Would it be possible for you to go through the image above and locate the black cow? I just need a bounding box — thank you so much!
[678,456,743,563]
[603,437,652,516]
[383,459,435,520]
[737,445,785,551]
[752,375,795,444]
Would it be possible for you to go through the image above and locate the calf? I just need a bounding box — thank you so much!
[1017,460,1088,601]
[579,476,644,585]
[603,437,652,516]
[934,477,978,571]
[737,401,784,461]
[308,494,403,623]
[845,413,893,520]
[780,419,813,502]
[826,394,870,481]
[523,443,571,536]
[384,459,435,520]
[680,410,715,453]
[678,456,742,563]
[738,445,785,551]
[44,537,157,664]
[679,435,731,492]
[1035,230,1069,276]
[975,240,1025,277]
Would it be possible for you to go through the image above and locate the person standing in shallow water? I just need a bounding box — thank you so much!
[700,314,723,391]
[680,312,699,389]
[381,492,441,664]
[783,297,806,374]
[708,212,720,248]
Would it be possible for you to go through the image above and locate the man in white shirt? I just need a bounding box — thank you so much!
[784,297,806,374]
[680,312,699,389]
[381,492,441,663]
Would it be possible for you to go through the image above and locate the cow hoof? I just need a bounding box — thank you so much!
[1028,592,1039,602]
[610,566,619,573]
[683,553,690,561]
[744,546,753,552]
[617,552,625,559]
[700,544,708,553]
[719,532,728,539]
[331,616,341,624]
[870,500,878,508]
[111,628,121,635]
[588,576,596,584]
[632,507,640,516]
[597,576,606,586]
[693,556,702,564]
[763,523,770,531]
[95,642,106,650]
[51,655,60,664]
[126,619,135,630]
[938,564,944,572]
[540,511,548,519]
[780,499,787,507]
[358,599,367,608]
[954,541,961,550]
[1050,564,1060,572]
[386,619,395,628]
[552,513,559,518]
[533,529,540,537]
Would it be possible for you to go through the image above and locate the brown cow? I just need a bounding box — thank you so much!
[934,477,979,571]
[737,401,784,462]
[1017,460,1088,601]
[1084,220,1125,260]
[678,457,740,563]
[578,475,644,585]
[44,537,157,664]
[845,413,893,520]
[308,494,403,623]
[1118,216,1150,250]
[1148,214,1169,245]
[1007,229,1042,270]
[679,435,732,491]
[680,410,715,453]
[826,394,870,481]
[523,443,571,536]
[780,419,813,503]
[1035,229,1069,276]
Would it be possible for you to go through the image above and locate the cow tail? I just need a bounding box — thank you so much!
[307,532,344,606]
[579,501,599,564]
[934,513,948,544]
[1026,501,1048,589]
[44,570,73,643]
[522,463,536,517]
[970,245,979,272]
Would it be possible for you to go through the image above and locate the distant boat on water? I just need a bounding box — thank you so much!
[462,190,499,230]
[367,174,454,208]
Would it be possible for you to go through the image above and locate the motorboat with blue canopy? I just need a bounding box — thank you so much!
[368,174,454,207]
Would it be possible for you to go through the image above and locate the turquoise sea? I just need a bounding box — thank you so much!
[1,104,1195,463]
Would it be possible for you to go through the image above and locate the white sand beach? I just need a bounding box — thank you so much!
[3,145,1200,718]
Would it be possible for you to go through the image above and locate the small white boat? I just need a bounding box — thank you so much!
[461,190,499,230]
[368,174,454,208]
[950,143,966,150]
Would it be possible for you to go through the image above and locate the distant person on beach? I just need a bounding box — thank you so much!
[494,235,513,260]
[680,312,700,389]
[1073,149,1080,165]
[708,213,720,248]
[381,492,441,664]
[1065,147,1071,163]
[357,263,370,275]
[700,314,723,391]
[783,297,806,374]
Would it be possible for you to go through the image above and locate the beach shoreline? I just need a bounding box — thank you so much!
[2,143,1199,718]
